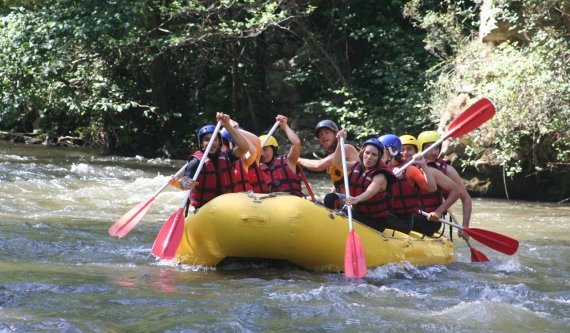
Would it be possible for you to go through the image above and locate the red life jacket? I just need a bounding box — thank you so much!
[348,162,391,219]
[418,185,443,213]
[430,158,449,174]
[260,155,303,197]
[190,150,234,208]
[232,159,252,192]
[248,162,269,193]
[388,161,420,216]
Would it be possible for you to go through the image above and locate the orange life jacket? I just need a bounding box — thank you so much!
[327,165,345,194]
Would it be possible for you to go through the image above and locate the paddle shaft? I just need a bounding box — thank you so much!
[448,210,489,262]
[339,137,354,230]
[260,121,280,147]
[419,210,518,255]
[298,168,316,201]
[155,121,223,257]
[420,210,467,230]
[395,98,495,176]
[191,122,223,182]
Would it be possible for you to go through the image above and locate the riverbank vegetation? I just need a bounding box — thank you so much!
[1,0,568,201]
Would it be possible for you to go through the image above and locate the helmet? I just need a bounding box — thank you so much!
[197,124,221,149]
[314,119,339,137]
[198,124,216,141]
[259,135,279,148]
[399,134,418,150]
[417,131,441,152]
[220,128,233,143]
[362,138,384,153]
[378,134,401,156]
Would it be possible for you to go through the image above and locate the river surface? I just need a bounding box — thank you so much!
[1,143,569,333]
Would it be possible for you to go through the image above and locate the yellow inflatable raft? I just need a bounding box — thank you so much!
[176,192,454,272]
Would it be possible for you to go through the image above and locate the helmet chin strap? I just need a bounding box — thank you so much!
[388,146,399,156]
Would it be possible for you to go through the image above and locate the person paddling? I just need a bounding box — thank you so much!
[220,120,261,192]
[298,119,359,193]
[259,115,303,196]
[400,134,462,236]
[380,134,436,234]
[170,112,250,209]
[417,130,473,240]
[323,129,396,232]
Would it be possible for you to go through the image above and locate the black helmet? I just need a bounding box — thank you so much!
[314,119,339,137]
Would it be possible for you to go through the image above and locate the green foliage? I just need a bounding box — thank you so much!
[404,0,570,176]
[1,0,566,179]
[292,0,437,140]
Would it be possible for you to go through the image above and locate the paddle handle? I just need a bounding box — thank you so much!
[260,121,280,147]
[420,210,464,230]
[340,137,354,230]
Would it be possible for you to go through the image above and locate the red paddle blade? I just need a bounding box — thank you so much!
[470,247,490,262]
[151,208,185,259]
[446,97,496,139]
[344,229,367,278]
[465,227,519,255]
[108,197,155,238]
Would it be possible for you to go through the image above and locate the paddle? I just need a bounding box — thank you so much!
[448,210,489,262]
[419,210,519,255]
[395,97,496,176]
[151,121,223,260]
[260,121,280,147]
[298,167,316,202]
[467,239,490,262]
[340,136,367,278]
[108,162,188,238]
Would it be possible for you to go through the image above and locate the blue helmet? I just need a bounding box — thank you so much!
[197,124,221,148]
[378,134,401,156]
[362,138,384,153]
[198,124,216,140]
[220,128,233,144]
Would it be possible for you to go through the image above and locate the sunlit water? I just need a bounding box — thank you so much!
[1,144,569,332]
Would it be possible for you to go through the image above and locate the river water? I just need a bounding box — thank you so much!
[1,143,569,333]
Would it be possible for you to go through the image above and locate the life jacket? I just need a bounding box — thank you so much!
[429,157,451,198]
[248,162,269,193]
[232,159,252,192]
[429,158,448,173]
[418,186,443,213]
[327,165,345,193]
[348,162,391,219]
[190,150,234,208]
[260,155,303,197]
[327,141,357,193]
[388,161,420,216]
